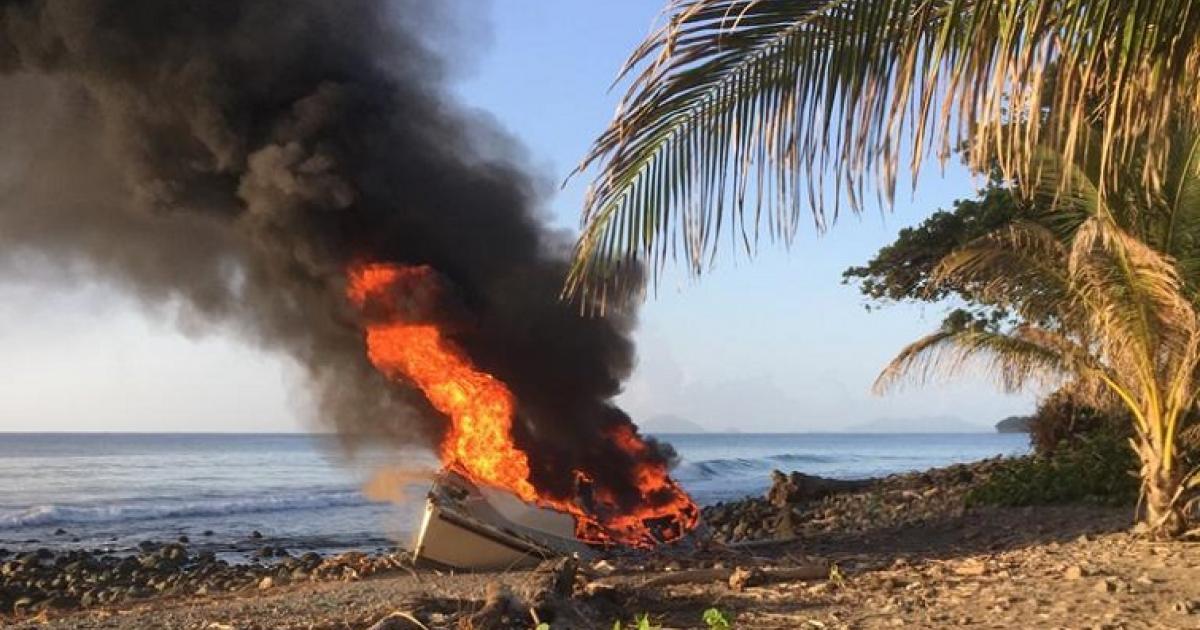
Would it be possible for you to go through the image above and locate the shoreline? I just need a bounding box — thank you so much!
[7,457,1195,629]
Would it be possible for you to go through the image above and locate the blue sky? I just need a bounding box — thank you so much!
[0,1,1031,433]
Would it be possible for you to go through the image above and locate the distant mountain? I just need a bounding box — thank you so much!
[995,415,1033,433]
[640,414,707,434]
[846,415,991,433]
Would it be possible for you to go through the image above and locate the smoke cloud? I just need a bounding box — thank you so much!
[0,1,667,507]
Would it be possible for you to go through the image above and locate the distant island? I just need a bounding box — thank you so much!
[846,415,991,433]
[995,415,1032,433]
[640,414,707,433]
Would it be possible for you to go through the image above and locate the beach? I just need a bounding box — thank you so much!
[5,452,1197,629]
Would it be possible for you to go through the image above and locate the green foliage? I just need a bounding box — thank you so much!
[966,429,1139,508]
[1028,389,1125,458]
[702,608,732,629]
[536,624,550,630]
[843,185,1025,310]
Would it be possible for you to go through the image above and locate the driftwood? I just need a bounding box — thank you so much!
[367,612,429,630]
[462,558,582,629]
[725,536,800,549]
[768,470,875,507]
[590,563,829,590]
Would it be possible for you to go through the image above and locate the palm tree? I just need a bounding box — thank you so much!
[876,123,1200,537]
[567,0,1200,307]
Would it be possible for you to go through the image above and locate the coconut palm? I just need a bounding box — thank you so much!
[568,0,1200,306]
[876,123,1200,537]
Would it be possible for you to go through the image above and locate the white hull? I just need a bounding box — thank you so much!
[411,470,594,571]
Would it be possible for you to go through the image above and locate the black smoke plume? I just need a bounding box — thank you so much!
[0,1,672,510]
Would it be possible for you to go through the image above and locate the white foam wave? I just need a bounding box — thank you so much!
[0,490,369,528]
[673,453,838,482]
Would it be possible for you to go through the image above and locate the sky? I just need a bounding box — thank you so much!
[0,1,1032,434]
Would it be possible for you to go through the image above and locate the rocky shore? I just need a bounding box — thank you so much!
[7,457,1200,628]
[0,542,411,618]
[702,458,1010,543]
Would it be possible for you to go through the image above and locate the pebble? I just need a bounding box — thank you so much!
[728,566,765,591]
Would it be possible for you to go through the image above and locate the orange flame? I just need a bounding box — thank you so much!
[347,263,699,547]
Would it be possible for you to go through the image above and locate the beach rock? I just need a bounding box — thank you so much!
[1064,565,1085,580]
[177,535,189,543]
[729,566,765,591]
[250,530,264,539]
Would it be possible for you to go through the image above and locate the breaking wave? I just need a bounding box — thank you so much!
[674,453,839,482]
[0,490,370,529]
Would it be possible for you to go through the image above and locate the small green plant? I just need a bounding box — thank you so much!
[535,624,550,630]
[703,607,732,629]
[828,563,847,590]
[612,614,659,630]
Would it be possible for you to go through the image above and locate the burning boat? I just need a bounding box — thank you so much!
[412,469,595,570]
[347,264,701,566]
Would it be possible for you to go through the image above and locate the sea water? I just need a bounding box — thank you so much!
[0,432,1028,557]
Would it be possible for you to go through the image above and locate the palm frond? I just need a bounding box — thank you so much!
[931,220,1088,326]
[1164,124,1200,287]
[873,325,1071,395]
[569,0,1200,305]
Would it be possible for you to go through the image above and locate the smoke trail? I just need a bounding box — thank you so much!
[0,1,670,508]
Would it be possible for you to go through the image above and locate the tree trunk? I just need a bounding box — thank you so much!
[1141,452,1185,539]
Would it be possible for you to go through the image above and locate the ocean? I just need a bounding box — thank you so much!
[0,432,1028,558]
